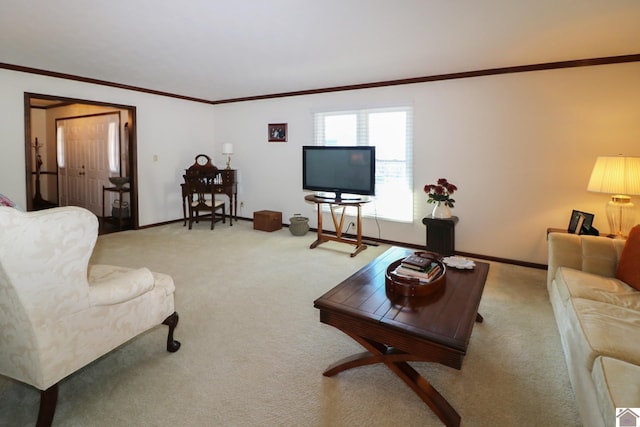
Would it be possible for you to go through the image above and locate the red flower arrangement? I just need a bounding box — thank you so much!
[424,178,457,208]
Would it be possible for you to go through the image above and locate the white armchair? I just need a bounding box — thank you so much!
[0,206,180,426]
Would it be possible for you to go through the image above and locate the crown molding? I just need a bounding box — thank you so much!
[3,53,640,106]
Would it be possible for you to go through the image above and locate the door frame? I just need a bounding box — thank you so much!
[23,92,139,229]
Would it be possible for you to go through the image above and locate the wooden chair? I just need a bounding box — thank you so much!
[183,154,226,230]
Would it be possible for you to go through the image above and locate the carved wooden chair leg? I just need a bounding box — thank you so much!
[162,311,181,352]
[36,384,58,427]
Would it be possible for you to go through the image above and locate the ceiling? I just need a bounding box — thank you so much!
[2,1,640,103]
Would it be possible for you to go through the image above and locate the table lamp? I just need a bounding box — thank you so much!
[587,155,640,238]
[222,143,233,170]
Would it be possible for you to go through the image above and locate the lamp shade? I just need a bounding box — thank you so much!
[587,156,640,196]
[222,143,234,155]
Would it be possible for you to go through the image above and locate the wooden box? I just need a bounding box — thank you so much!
[253,210,282,232]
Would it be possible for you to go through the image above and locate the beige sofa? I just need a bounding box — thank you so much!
[547,232,640,427]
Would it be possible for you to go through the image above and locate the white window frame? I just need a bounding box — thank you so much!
[314,106,413,222]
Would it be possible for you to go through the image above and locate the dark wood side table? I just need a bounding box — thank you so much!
[102,186,132,231]
[422,216,458,256]
[546,227,606,238]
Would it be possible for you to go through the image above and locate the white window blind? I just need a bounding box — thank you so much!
[56,124,65,168]
[314,106,413,222]
[107,120,119,173]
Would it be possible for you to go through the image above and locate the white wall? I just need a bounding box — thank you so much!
[213,62,640,265]
[0,68,215,225]
[2,63,639,265]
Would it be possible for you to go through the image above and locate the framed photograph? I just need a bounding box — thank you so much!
[268,123,287,142]
[567,210,594,234]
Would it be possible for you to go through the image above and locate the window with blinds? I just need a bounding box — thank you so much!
[314,106,413,222]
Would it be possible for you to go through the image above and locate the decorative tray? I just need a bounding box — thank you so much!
[442,256,475,270]
[385,251,446,298]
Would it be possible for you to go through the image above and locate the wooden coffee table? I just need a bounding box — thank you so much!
[313,246,489,427]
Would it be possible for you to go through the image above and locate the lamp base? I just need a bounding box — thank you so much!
[606,195,635,238]
[225,155,231,170]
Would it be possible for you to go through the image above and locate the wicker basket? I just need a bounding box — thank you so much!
[289,214,309,236]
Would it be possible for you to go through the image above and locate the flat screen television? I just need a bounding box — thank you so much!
[302,146,375,200]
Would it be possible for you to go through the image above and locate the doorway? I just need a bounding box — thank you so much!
[24,93,138,230]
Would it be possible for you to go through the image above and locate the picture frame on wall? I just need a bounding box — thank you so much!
[567,210,595,235]
[268,123,287,142]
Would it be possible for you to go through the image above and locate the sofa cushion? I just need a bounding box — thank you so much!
[89,264,175,296]
[0,194,16,208]
[617,225,640,291]
[89,266,155,306]
[555,267,640,310]
[569,298,640,371]
[592,356,640,424]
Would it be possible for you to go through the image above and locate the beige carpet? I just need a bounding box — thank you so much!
[0,220,580,426]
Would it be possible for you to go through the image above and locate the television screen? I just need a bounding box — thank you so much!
[302,146,375,199]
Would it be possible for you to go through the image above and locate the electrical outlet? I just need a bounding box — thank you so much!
[240,201,244,208]
[349,222,355,228]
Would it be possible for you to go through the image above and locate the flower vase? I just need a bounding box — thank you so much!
[431,202,452,219]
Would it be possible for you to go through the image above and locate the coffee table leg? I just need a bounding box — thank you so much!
[323,351,383,376]
[323,332,461,427]
[389,361,460,427]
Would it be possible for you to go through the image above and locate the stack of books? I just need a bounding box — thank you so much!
[399,254,431,271]
[394,254,443,283]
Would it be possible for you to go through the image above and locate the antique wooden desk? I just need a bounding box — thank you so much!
[181,155,237,225]
[314,246,489,426]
